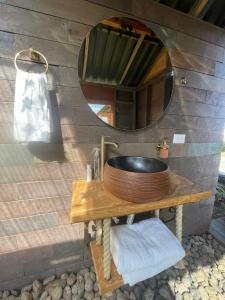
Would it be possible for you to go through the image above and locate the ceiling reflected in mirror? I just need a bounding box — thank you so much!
[78,17,174,131]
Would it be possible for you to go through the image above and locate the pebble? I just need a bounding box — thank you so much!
[133,286,142,300]
[10,290,19,297]
[115,289,126,300]
[93,282,99,292]
[63,286,72,300]
[71,283,78,295]
[143,288,154,300]
[123,290,130,299]
[183,292,194,300]
[61,273,69,280]
[84,291,94,300]
[40,291,48,300]
[72,296,81,300]
[218,265,225,272]
[89,271,96,282]
[47,285,63,300]
[147,278,157,289]
[206,286,217,296]
[79,268,89,276]
[67,273,76,286]
[129,291,136,300]
[43,275,56,286]
[2,291,10,298]
[197,286,209,300]
[159,287,173,300]
[174,282,189,294]
[77,281,85,298]
[21,292,32,300]
[21,285,32,293]
[32,280,42,299]
[33,280,42,291]
[193,270,207,283]
[85,278,94,292]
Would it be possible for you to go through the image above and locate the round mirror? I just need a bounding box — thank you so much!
[78,17,174,131]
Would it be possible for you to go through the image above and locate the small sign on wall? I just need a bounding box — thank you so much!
[173,134,186,144]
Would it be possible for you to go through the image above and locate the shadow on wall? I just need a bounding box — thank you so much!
[27,89,66,163]
[0,238,87,290]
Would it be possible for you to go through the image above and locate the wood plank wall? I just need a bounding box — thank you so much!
[0,0,225,289]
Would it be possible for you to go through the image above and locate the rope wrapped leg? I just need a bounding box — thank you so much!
[103,218,111,280]
[176,205,183,243]
[175,205,185,269]
[155,209,160,218]
[96,220,102,245]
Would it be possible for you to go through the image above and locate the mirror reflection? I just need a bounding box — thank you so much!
[78,17,174,130]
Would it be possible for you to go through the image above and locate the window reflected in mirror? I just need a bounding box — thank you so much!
[78,17,174,131]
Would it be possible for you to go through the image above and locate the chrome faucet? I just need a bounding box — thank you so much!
[100,136,119,181]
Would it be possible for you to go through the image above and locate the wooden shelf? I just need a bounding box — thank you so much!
[70,172,211,223]
[70,172,212,295]
[90,241,123,295]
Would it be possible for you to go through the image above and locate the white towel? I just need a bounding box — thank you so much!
[14,69,51,142]
[110,218,185,285]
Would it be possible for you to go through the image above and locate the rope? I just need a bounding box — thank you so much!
[103,218,111,280]
[155,209,160,218]
[96,220,102,245]
[176,205,183,243]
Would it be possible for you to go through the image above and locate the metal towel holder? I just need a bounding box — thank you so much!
[14,48,49,73]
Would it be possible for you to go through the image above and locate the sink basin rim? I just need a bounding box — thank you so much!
[106,156,168,174]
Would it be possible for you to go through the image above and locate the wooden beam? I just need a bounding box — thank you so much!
[101,19,150,36]
[190,0,210,17]
[119,33,145,85]
[82,33,90,80]
[139,48,168,88]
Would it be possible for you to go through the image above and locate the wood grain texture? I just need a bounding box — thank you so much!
[0,3,68,43]
[2,0,126,27]
[104,161,170,203]
[90,241,123,295]
[175,32,224,62]
[70,173,212,223]
[0,31,79,68]
[174,67,225,93]
[170,49,215,75]
[0,57,79,87]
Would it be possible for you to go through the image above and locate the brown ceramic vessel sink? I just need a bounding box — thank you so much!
[104,156,170,203]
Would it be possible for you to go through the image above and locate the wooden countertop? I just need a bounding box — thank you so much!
[70,172,212,223]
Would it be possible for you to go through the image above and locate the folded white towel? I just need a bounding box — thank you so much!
[110,218,185,285]
[14,69,51,142]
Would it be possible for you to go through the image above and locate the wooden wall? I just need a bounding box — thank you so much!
[0,0,225,289]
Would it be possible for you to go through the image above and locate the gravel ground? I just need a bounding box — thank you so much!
[0,233,224,300]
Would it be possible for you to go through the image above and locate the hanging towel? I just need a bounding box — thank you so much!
[14,69,51,142]
[110,218,185,285]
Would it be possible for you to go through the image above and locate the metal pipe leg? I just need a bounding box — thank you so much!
[96,220,102,245]
[103,218,111,280]
[176,205,183,243]
[155,209,160,218]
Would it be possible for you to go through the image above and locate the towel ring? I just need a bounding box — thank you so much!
[14,48,49,74]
